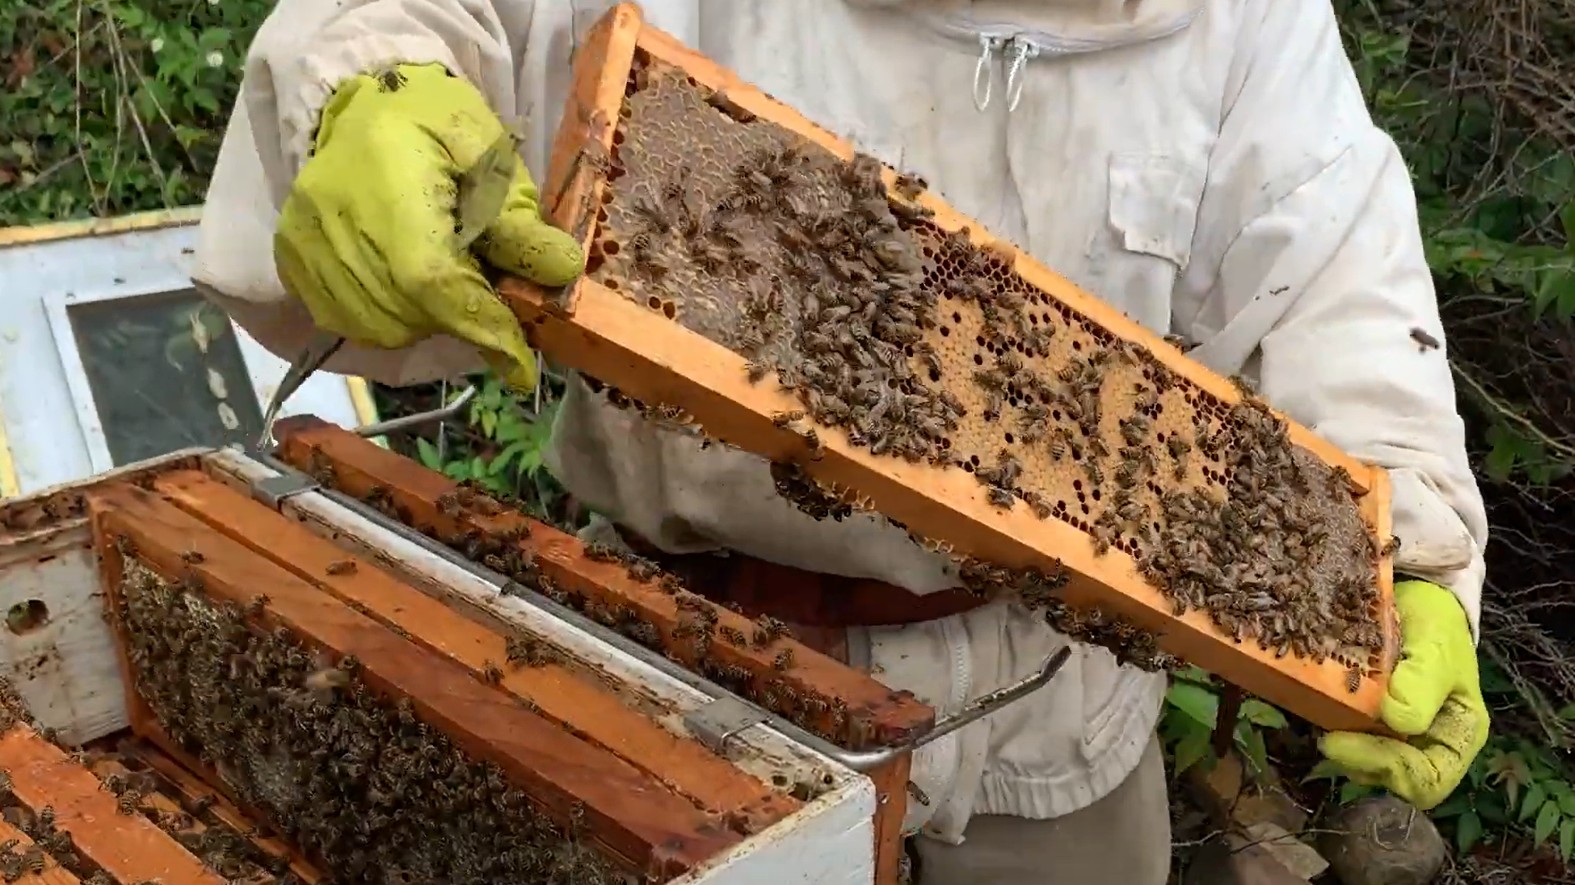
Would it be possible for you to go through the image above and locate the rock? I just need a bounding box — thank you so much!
[1244,822,1329,880]
[1183,831,1313,885]
[1185,749,1310,832]
[1320,796,1447,885]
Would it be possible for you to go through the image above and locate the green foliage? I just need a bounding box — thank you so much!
[410,374,568,522]
[1338,3,1575,485]
[0,0,273,223]
[1424,735,1575,862]
[1161,667,1289,781]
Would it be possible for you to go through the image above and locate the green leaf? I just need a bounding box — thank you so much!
[442,460,470,480]
[416,437,443,470]
[197,27,233,52]
[1173,729,1211,775]
[1240,699,1288,729]
[1340,780,1376,805]
[1302,759,1347,783]
[1561,818,1575,862]
[1456,810,1484,854]
[481,409,497,438]
[1520,782,1548,822]
[1164,682,1219,729]
[1431,793,1473,819]
[1236,725,1270,779]
[1534,801,1561,846]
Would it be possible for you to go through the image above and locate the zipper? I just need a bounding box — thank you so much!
[921,12,1203,113]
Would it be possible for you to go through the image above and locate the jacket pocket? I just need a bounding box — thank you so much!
[1106,152,1207,271]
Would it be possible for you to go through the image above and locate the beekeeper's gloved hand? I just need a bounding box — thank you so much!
[274,63,583,391]
[1318,580,1490,810]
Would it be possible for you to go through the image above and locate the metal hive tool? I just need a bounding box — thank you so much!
[499,3,1399,733]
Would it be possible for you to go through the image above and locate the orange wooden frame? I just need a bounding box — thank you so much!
[498,2,1399,733]
[0,724,223,885]
[87,479,763,880]
[269,416,922,885]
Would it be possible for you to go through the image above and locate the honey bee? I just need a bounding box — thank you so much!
[987,486,1016,509]
[326,559,358,576]
[1379,535,1401,557]
[1344,665,1362,694]
[180,549,205,565]
[773,648,795,671]
[481,661,504,685]
[771,409,805,427]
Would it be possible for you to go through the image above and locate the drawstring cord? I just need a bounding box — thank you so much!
[1004,39,1039,112]
[973,35,1037,113]
[972,34,1002,112]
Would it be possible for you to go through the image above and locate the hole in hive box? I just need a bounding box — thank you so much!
[940,326,951,337]
[584,251,605,276]
[1073,480,1083,492]
[929,369,942,382]
[969,455,981,467]
[6,599,48,635]
[662,301,677,319]
[602,239,620,255]
[1091,489,1102,501]
[973,354,984,365]
[647,295,662,310]
[1076,491,1086,503]
[961,461,974,473]
[952,312,962,323]
[620,104,632,118]
[1072,341,1083,352]
[605,278,620,291]
[1080,504,1090,515]
[1052,409,1063,421]
[1004,433,1015,444]
[1029,314,1039,325]
[613,129,625,145]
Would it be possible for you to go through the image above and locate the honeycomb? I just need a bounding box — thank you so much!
[112,555,636,885]
[581,51,1385,677]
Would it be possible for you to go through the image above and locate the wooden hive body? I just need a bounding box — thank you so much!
[0,446,920,884]
[500,3,1400,732]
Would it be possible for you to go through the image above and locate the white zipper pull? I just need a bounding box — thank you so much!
[972,34,1005,112]
[1004,37,1039,113]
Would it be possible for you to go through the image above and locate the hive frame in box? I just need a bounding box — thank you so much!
[263,416,931,884]
[499,2,1399,733]
[56,447,893,883]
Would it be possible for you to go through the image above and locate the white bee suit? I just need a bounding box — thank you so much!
[194,0,1488,877]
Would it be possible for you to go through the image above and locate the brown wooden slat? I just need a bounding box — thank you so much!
[87,482,740,879]
[87,757,274,885]
[496,1,1400,736]
[272,415,934,750]
[121,743,322,885]
[151,468,801,832]
[0,725,222,885]
[0,818,79,885]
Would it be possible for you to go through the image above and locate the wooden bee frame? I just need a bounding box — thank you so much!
[86,476,783,881]
[267,416,926,885]
[498,2,1400,733]
[0,723,230,885]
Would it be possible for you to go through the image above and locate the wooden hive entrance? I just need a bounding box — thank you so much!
[500,2,1400,733]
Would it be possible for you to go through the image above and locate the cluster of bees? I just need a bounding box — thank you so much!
[585,61,1388,676]
[112,556,637,885]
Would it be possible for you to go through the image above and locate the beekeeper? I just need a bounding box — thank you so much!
[195,1,1491,882]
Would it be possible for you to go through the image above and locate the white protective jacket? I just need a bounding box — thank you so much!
[196,0,1489,843]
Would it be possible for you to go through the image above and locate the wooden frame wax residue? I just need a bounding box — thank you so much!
[499,3,1399,733]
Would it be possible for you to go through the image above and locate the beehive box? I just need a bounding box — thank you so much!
[0,447,923,884]
[499,3,1400,733]
[262,417,925,883]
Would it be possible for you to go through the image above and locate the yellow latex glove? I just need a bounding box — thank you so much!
[274,63,583,391]
[1319,580,1491,810]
